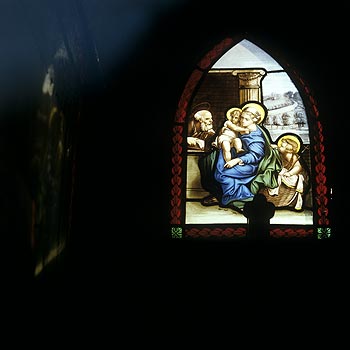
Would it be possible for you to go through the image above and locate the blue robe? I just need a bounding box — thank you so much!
[214,127,265,205]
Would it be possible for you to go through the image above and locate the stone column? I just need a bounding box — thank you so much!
[232,69,266,104]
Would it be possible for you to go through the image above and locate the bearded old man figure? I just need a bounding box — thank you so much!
[187,109,215,150]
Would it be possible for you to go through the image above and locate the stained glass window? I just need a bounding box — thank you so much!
[171,38,331,240]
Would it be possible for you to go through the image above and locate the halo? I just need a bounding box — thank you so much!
[191,102,211,115]
[241,102,266,124]
[277,134,301,153]
[226,107,242,119]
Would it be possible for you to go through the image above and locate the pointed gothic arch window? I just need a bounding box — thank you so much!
[170,38,331,240]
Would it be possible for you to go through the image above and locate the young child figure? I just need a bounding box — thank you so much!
[268,135,305,209]
[212,107,249,162]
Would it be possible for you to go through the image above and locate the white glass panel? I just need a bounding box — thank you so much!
[213,39,283,70]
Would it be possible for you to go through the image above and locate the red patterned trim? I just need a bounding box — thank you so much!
[170,37,330,236]
[186,226,246,238]
[170,125,183,224]
[270,228,314,238]
[185,227,313,238]
[175,69,203,123]
[197,37,234,70]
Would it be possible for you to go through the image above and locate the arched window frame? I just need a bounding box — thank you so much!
[170,36,330,240]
